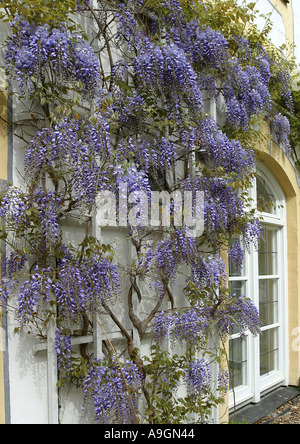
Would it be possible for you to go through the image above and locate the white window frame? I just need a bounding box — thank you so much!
[229,163,289,410]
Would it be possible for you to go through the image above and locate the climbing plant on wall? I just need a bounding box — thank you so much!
[0,0,295,424]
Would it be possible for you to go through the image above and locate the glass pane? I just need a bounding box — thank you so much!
[257,176,276,214]
[259,228,278,276]
[229,281,247,334]
[259,279,278,327]
[229,337,247,389]
[260,328,279,376]
[229,280,246,299]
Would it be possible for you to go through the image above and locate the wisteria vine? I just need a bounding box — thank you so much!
[0,0,294,424]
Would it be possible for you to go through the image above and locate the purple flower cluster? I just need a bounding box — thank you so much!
[191,255,227,290]
[275,69,294,112]
[0,184,61,248]
[154,306,209,345]
[114,2,144,49]
[155,240,177,281]
[1,0,293,423]
[83,359,143,424]
[113,163,151,197]
[217,294,261,338]
[184,358,211,395]
[154,287,261,346]
[255,45,272,85]
[33,188,62,248]
[76,0,90,11]
[114,0,292,139]
[54,255,120,326]
[0,252,27,302]
[0,185,30,233]
[179,22,229,71]
[228,239,244,273]
[24,117,111,209]
[182,175,244,240]
[112,89,146,132]
[217,368,230,395]
[115,136,177,174]
[154,230,198,283]
[16,268,53,326]
[6,18,100,97]
[242,219,263,252]
[271,113,291,156]
[198,115,255,176]
[134,40,203,119]
[224,61,272,127]
[55,329,72,373]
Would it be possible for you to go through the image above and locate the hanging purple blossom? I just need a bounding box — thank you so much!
[24,117,112,209]
[5,19,100,97]
[198,115,255,176]
[218,368,230,395]
[55,329,72,373]
[154,306,210,345]
[134,40,203,119]
[242,219,263,252]
[228,239,244,273]
[179,22,230,71]
[76,0,90,12]
[191,255,227,290]
[0,252,27,302]
[217,294,261,338]
[184,358,211,395]
[83,359,143,424]
[223,60,272,127]
[16,268,53,326]
[271,113,291,156]
[53,255,120,326]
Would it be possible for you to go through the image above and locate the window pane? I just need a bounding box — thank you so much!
[259,279,278,327]
[229,280,246,299]
[260,328,279,376]
[257,176,276,214]
[229,281,247,334]
[259,228,278,276]
[229,337,247,389]
[229,256,244,277]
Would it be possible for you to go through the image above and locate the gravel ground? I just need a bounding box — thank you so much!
[256,395,300,424]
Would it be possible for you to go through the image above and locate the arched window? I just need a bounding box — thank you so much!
[229,164,288,409]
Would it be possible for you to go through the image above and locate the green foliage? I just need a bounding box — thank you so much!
[143,345,223,424]
[0,0,78,24]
